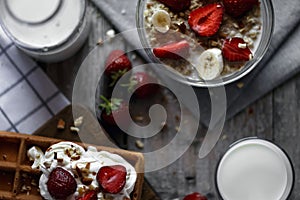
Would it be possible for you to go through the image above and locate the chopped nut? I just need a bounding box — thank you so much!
[237,82,244,88]
[2,154,7,161]
[76,165,83,178]
[70,126,80,133]
[238,43,247,49]
[85,163,91,170]
[21,185,27,192]
[71,155,81,160]
[44,161,51,168]
[81,177,93,186]
[57,119,65,130]
[106,29,115,39]
[135,140,144,149]
[31,179,37,186]
[74,116,84,127]
[134,116,144,122]
[97,38,103,46]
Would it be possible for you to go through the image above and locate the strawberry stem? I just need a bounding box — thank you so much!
[99,95,123,115]
[120,76,138,93]
[109,69,129,87]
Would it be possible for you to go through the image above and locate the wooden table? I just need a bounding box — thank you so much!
[41,3,300,200]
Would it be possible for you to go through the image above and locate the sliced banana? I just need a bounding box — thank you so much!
[151,10,171,33]
[196,48,224,80]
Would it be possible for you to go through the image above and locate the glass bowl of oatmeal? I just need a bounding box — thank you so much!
[137,0,274,87]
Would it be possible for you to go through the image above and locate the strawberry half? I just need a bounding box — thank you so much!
[188,3,224,37]
[105,50,132,86]
[47,167,77,200]
[153,40,190,59]
[99,96,129,126]
[222,37,253,62]
[183,192,208,200]
[122,72,159,98]
[76,191,98,200]
[96,165,127,194]
[223,0,259,18]
[157,0,191,12]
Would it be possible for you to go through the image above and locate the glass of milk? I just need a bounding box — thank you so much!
[216,138,294,200]
[0,0,90,63]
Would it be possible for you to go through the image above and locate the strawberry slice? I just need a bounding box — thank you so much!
[153,40,190,59]
[183,192,208,200]
[76,191,98,200]
[96,165,127,194]
[222,37,253,62]
[223,0,259,18]
[47,167,77,200]
[188,3,224,37]
[157,0,191,12]
[99,96,129,126]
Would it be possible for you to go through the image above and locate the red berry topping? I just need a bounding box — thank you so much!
[183,192,208,200]
[105,50,132,86]
[47,167,77,200]
[223,0,259,18]
[157,0,191,12]
[222,37,253,62]
[105,50,132,75]
[76,191,98,200]
[188,3,224,37]
[153,40,190,59]
[96,165,127,194]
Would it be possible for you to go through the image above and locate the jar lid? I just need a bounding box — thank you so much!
[0,0,86,51]
[216,138,294,200]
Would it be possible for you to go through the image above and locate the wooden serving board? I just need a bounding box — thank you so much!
[33,105,161,200]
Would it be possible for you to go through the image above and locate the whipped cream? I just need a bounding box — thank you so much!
[28,142,137,200]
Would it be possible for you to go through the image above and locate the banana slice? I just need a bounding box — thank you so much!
[151,10,171,33]
[196,48,224,80]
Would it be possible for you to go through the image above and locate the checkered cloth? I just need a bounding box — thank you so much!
[0,26,70,134]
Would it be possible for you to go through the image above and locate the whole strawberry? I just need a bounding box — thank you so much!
[99,96,129,126]
[47,167,77,200]
[157,0,191,12]
[222,37,253,62]
[188,3,224,37]
[76,190,98,200]
[183,192,208,200]
[122,72,159,98]
[96,165,127,194]
[105,50,132,86]
[153,40,190,59]
[223,0,259,18]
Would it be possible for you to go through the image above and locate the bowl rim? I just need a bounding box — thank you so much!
[136,0,275,87]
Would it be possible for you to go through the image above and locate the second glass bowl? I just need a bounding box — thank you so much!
[137,0,274,87]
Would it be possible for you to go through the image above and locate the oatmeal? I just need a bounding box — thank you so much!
[143,0,262,80]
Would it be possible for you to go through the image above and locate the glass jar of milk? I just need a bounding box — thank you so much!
[0,0,90,62]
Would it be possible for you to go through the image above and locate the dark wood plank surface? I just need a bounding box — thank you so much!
[41,3,300,200]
